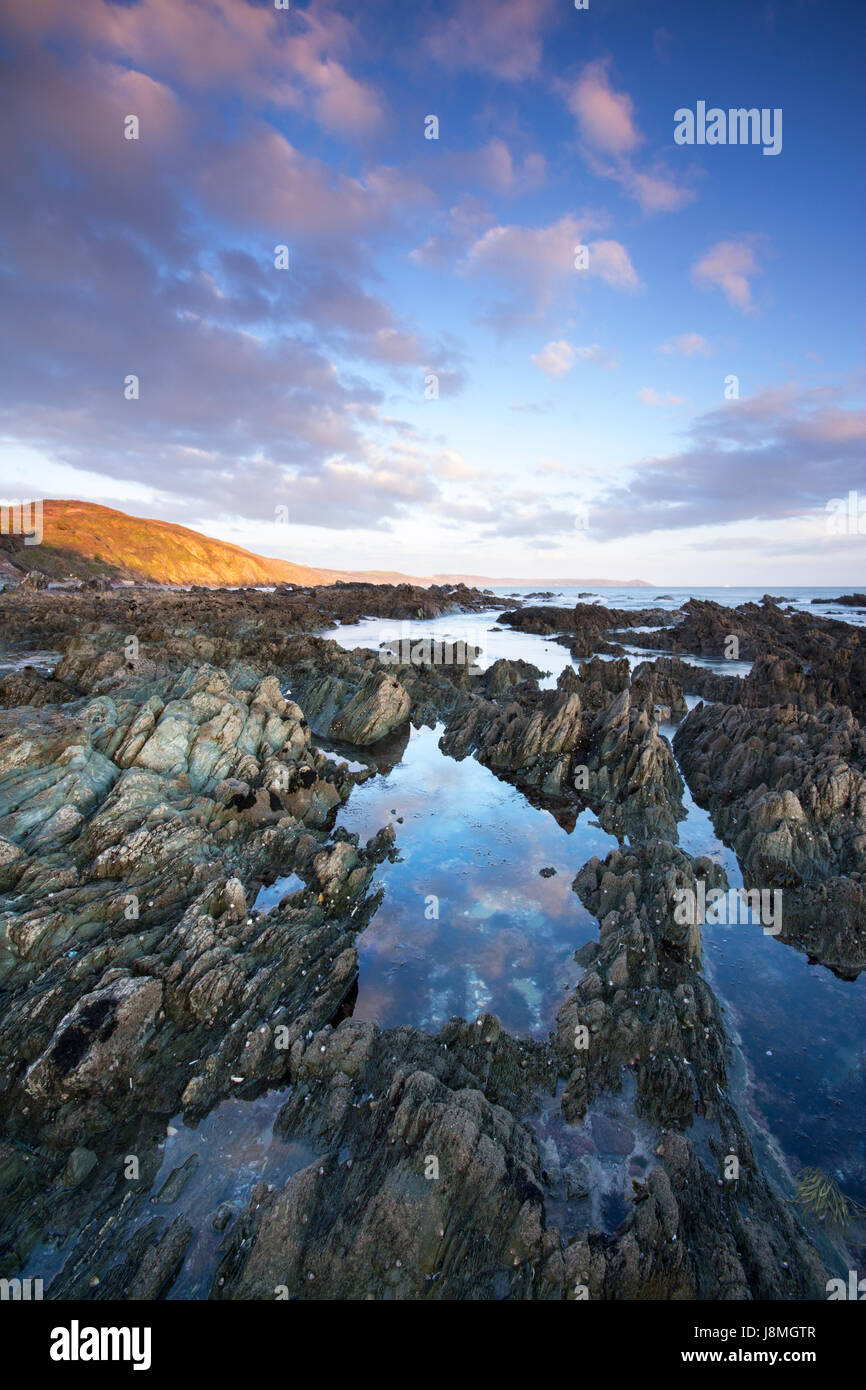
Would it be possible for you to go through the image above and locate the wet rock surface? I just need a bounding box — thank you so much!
[500,595,866,720]
[440,658,686,840]
[498,601,670,659]
[551,843,826,1299]
[674,701,866,977]
[0,583,856,1299]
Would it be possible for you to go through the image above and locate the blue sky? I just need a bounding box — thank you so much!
[0,0,863,583]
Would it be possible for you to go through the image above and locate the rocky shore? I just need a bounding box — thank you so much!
[0,584,859,1299]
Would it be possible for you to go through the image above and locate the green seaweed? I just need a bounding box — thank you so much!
[792,1167,866,1230]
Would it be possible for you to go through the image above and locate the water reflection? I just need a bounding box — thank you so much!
[660,718,866,1224]
[335,722,618,1036]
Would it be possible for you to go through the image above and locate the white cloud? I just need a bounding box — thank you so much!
[639,387,686,406]
[659,332,711,357]
[532,341,617,377]
[588,240,640,290]
[532,340,575,377]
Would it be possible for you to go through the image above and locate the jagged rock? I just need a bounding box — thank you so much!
[440,660,685,840]
[675,701,866,975]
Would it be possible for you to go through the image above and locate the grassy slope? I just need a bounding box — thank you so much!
[2,500,417,587]
[0,500,651,588]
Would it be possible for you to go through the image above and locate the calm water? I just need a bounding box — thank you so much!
[660,718,866,1212]
[22,1088,320,1298]
[334,721,618,1036]
[0,648,61,675]
[253,873,305,912]
[495,585,866,627]
[327,607,754,682]
[322,605,866,1221]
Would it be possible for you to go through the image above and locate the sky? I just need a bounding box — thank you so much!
[0,0,863,585]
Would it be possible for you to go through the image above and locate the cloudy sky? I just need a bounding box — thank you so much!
[0,0,863,583]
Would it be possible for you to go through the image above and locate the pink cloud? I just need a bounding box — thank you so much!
[473,138,547,193]
[532,341,616,376]
[660,333,712,358]
[465,215,589,285]
[567,59,642,156]
[1,0,386,137]
[587,239,641,290]
[532,341,576,377]
[454,217,640,331]
[425,0,558,81]
[692,238,766,312]
[196,126,432,255]
[564,60,695,215]
[792,406,866,445]
[638,387,687,406]
[408,198,499,269]
[430,138,547,198]
[458,218,639,326]
[625,166,695,213]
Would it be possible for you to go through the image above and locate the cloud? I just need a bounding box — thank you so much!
[564,60,696,214]
[461,217,639,325]
[408,197,499,269]
[588,240,641,290]
[434,449,484,481]
[659,333,712,358]
[575,344,617,366]
[2,0,387,137]
[638,388,686,406]
[533,460,568,475]
[692,237,767,312]
[581,152,696,216]
[0,27,462,528]
[465,216,589,287]
[532,341,575,377]
[533,342,617,375]
[437,139,547,196]
[567,59,642,157]
[621,166,696,214]
[445,381,866,551]
[197,127,433,255]
[264,450,442,531]
[424,0,558,81]
[588,383,866,538]
[653,27,676,62]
